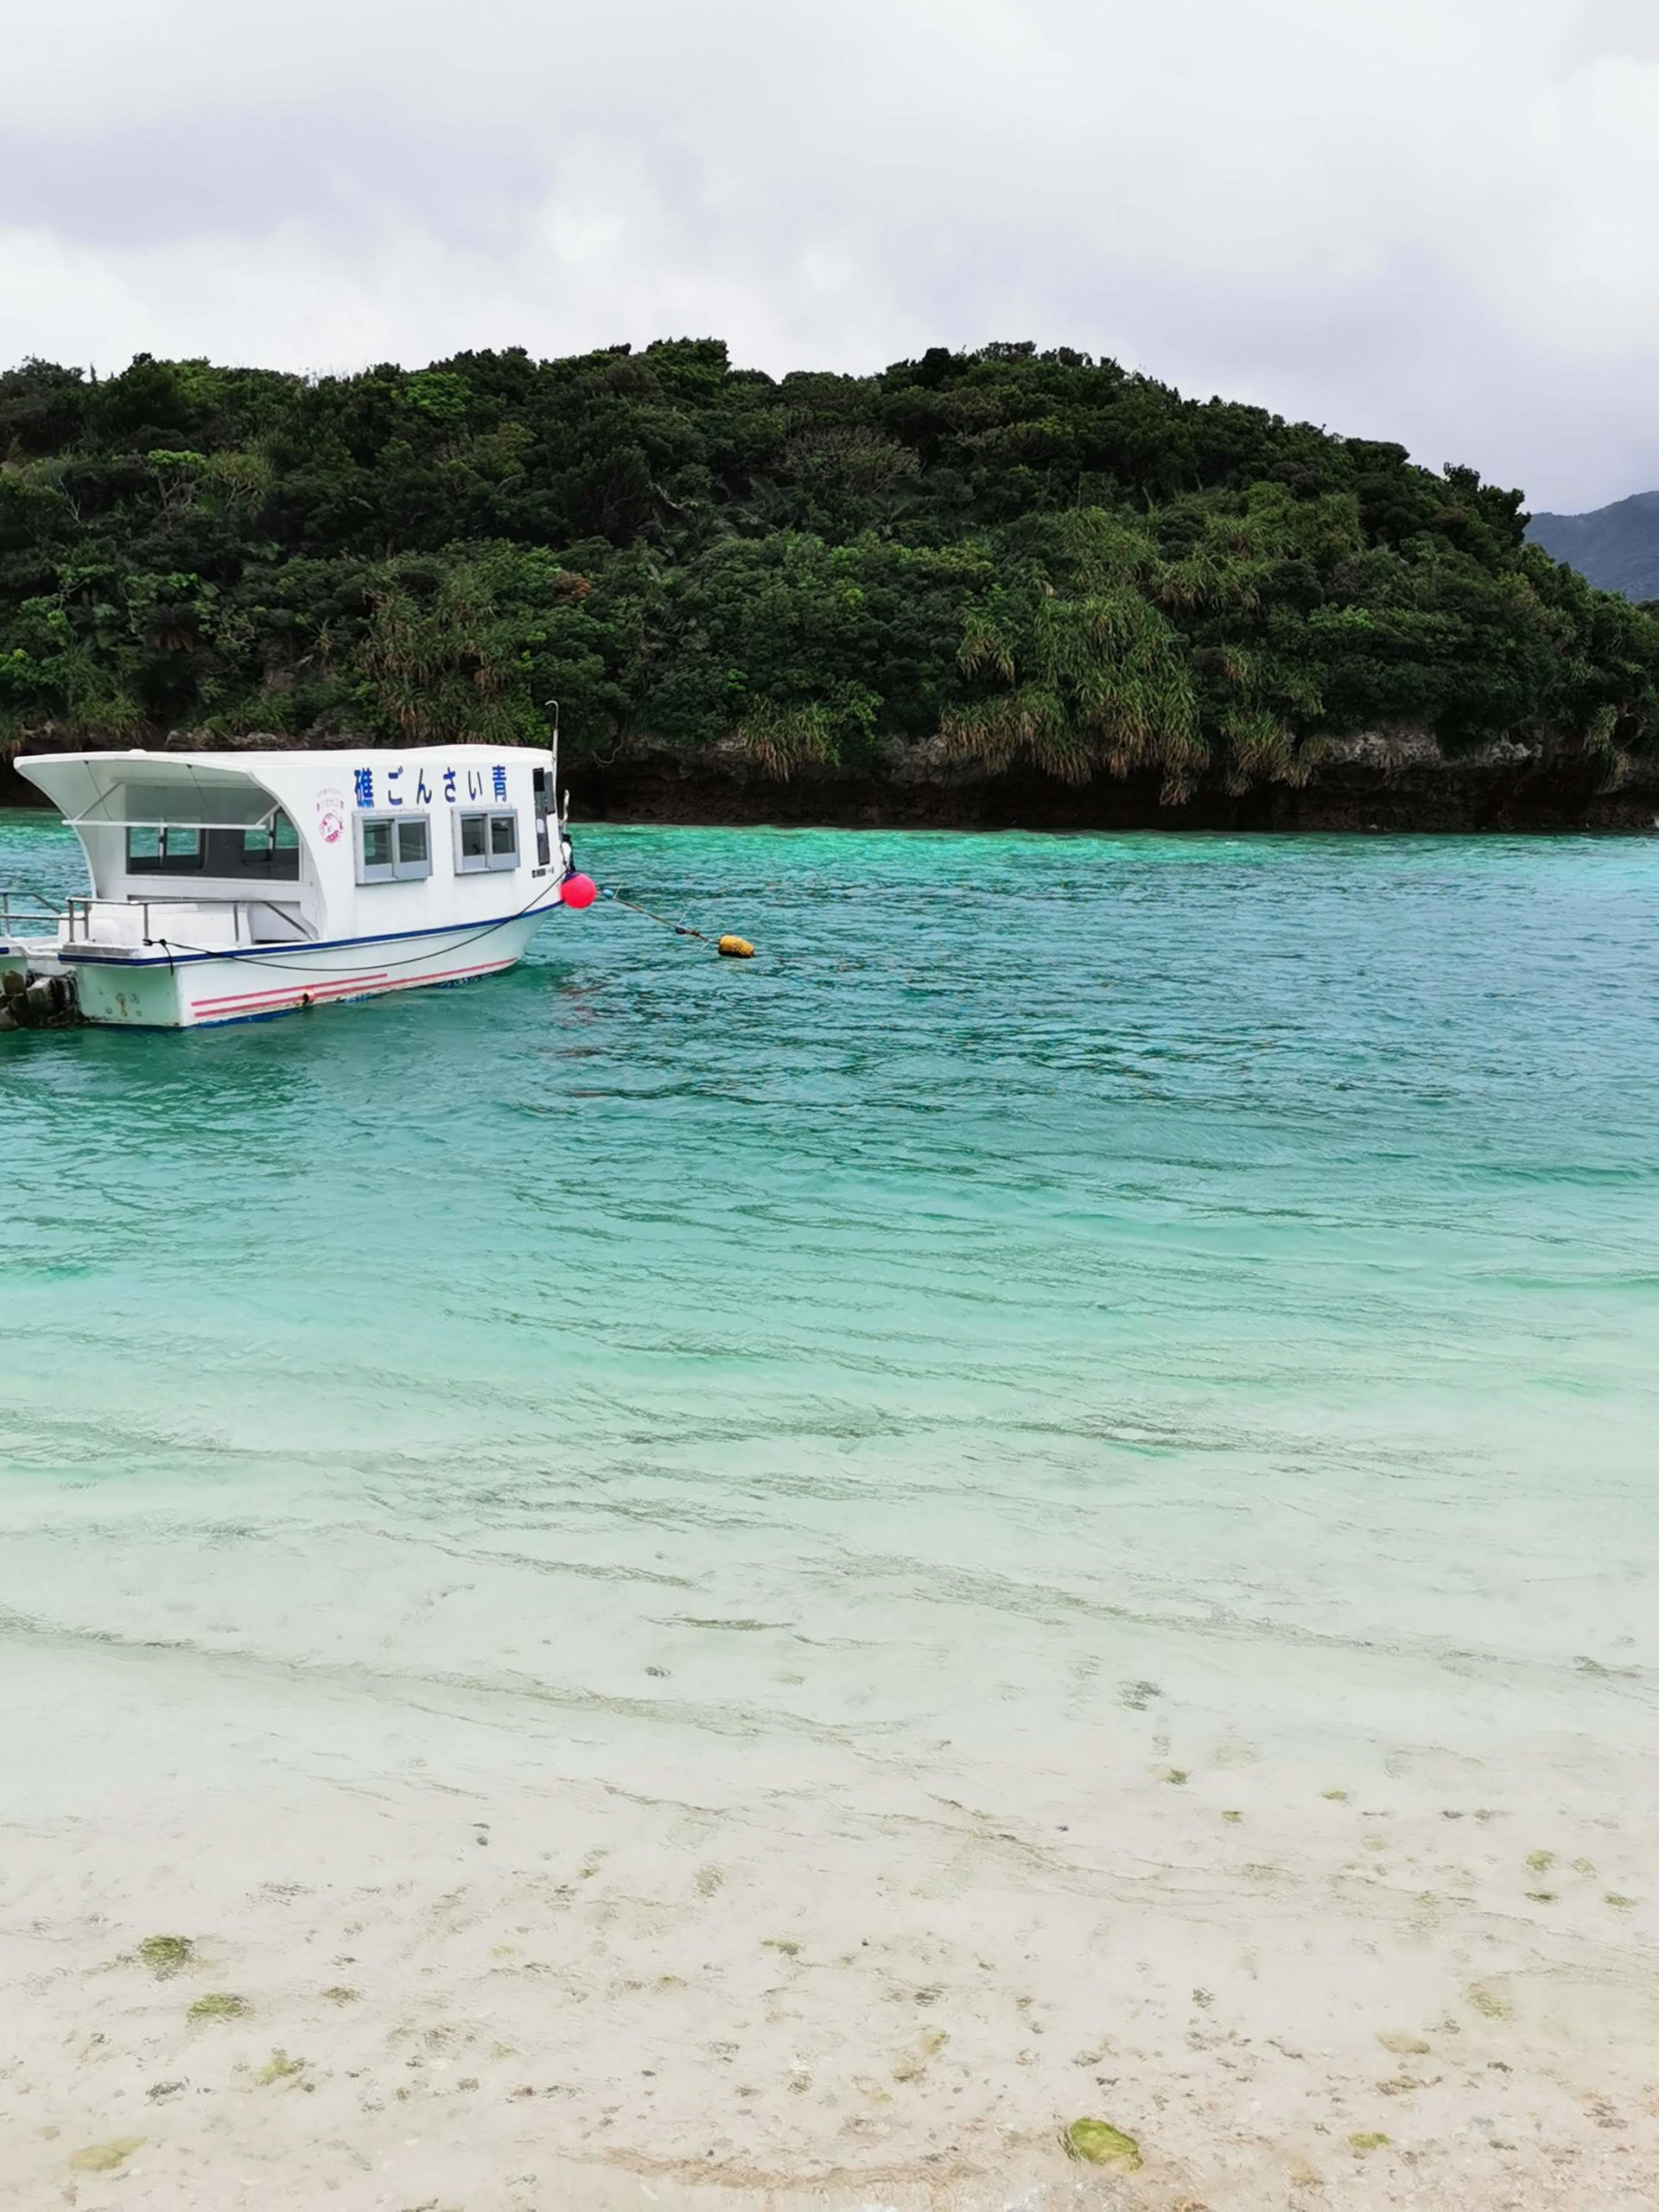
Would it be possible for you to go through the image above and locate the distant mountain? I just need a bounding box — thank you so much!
[1527,491,1659,602]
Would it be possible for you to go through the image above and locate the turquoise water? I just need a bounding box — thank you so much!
[4,811,1658,1700]
[3,811,1659,2192]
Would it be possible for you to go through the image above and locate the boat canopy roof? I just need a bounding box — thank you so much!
[16,745,554,834]
[17,753,285,830]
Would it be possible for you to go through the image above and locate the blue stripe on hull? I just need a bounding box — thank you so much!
[62,899,563,970]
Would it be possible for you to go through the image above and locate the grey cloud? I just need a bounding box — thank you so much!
[1560,0,1659,68]
[0,109,546,249]
[2,0,1656,512]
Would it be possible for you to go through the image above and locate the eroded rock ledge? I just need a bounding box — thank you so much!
[3,726,1655,833]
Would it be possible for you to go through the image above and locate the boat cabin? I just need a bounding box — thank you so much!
[17,745,565,954]
[4,744,575,1028]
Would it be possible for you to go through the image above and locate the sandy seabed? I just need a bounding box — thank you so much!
[4,1626,1657,2212]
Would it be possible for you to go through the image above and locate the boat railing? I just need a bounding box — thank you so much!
[0,890,67,938]
[58,896,313,950]
[60,895,219,947]
[8,893,272,948]
[64,894,132,944]
[7,890,316,953]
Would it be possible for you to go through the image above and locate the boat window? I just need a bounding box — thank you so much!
[235,813,302,880]
[128,817,300,879]
[127,825,204,873]
[455,809,521,873]
[242,815,300,860]
[356,812,431,885]
[359,820,394,881]
[532,768,556,866]
[457,813,489,870]
[394,817,432,880]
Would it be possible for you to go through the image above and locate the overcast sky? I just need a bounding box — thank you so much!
[4,0,1657,512]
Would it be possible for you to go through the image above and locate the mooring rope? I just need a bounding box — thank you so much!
[100,878,753,978]
[140,877,571,977]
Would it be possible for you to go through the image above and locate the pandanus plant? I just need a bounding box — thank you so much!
[943,585,1205,801]
[941,503,1328,800]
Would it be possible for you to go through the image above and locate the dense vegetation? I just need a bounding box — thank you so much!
[4,340,1658,803]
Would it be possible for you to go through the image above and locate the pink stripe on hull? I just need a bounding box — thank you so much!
[193,971,389,1013]
[188,957,515,1023]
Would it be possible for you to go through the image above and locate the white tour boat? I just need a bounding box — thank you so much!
[1,743,594,1028]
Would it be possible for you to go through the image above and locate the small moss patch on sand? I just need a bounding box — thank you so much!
[1349,2132,1390,2153]
[1321,1789,1349,1802]
[69,2139,145,2173]
[321,1986,359,2003]
[137,1936,194,1979]
[188,1992,248,2022]
[891,2026,950,2082]
[1221,1808,1243,1823]
[1161,1768,1188,1786]
[253,2049,304,2085]
[1525,1850,1555,1873]
[1466,1981,1515,2021]
[762,1938,801,1957]
[1064,2119,1143,2171]
[1607,1893,1638,1910]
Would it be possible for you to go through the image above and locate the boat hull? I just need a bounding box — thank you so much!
[66,910,553,1028]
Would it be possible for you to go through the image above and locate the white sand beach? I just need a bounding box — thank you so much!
[4,1575,1657,2212]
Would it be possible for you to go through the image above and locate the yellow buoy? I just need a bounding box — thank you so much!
[717,935,755,959]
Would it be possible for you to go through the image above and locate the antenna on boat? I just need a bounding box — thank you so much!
[543,696,569,834]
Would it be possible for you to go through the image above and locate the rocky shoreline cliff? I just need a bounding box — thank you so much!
[5,726,1654,834]
[566,727,1659,833]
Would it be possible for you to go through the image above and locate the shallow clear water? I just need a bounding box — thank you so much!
[3,811,1659,2192]
[6,812,1657,1649]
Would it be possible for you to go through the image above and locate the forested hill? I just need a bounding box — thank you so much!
[3,340,1658,823]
